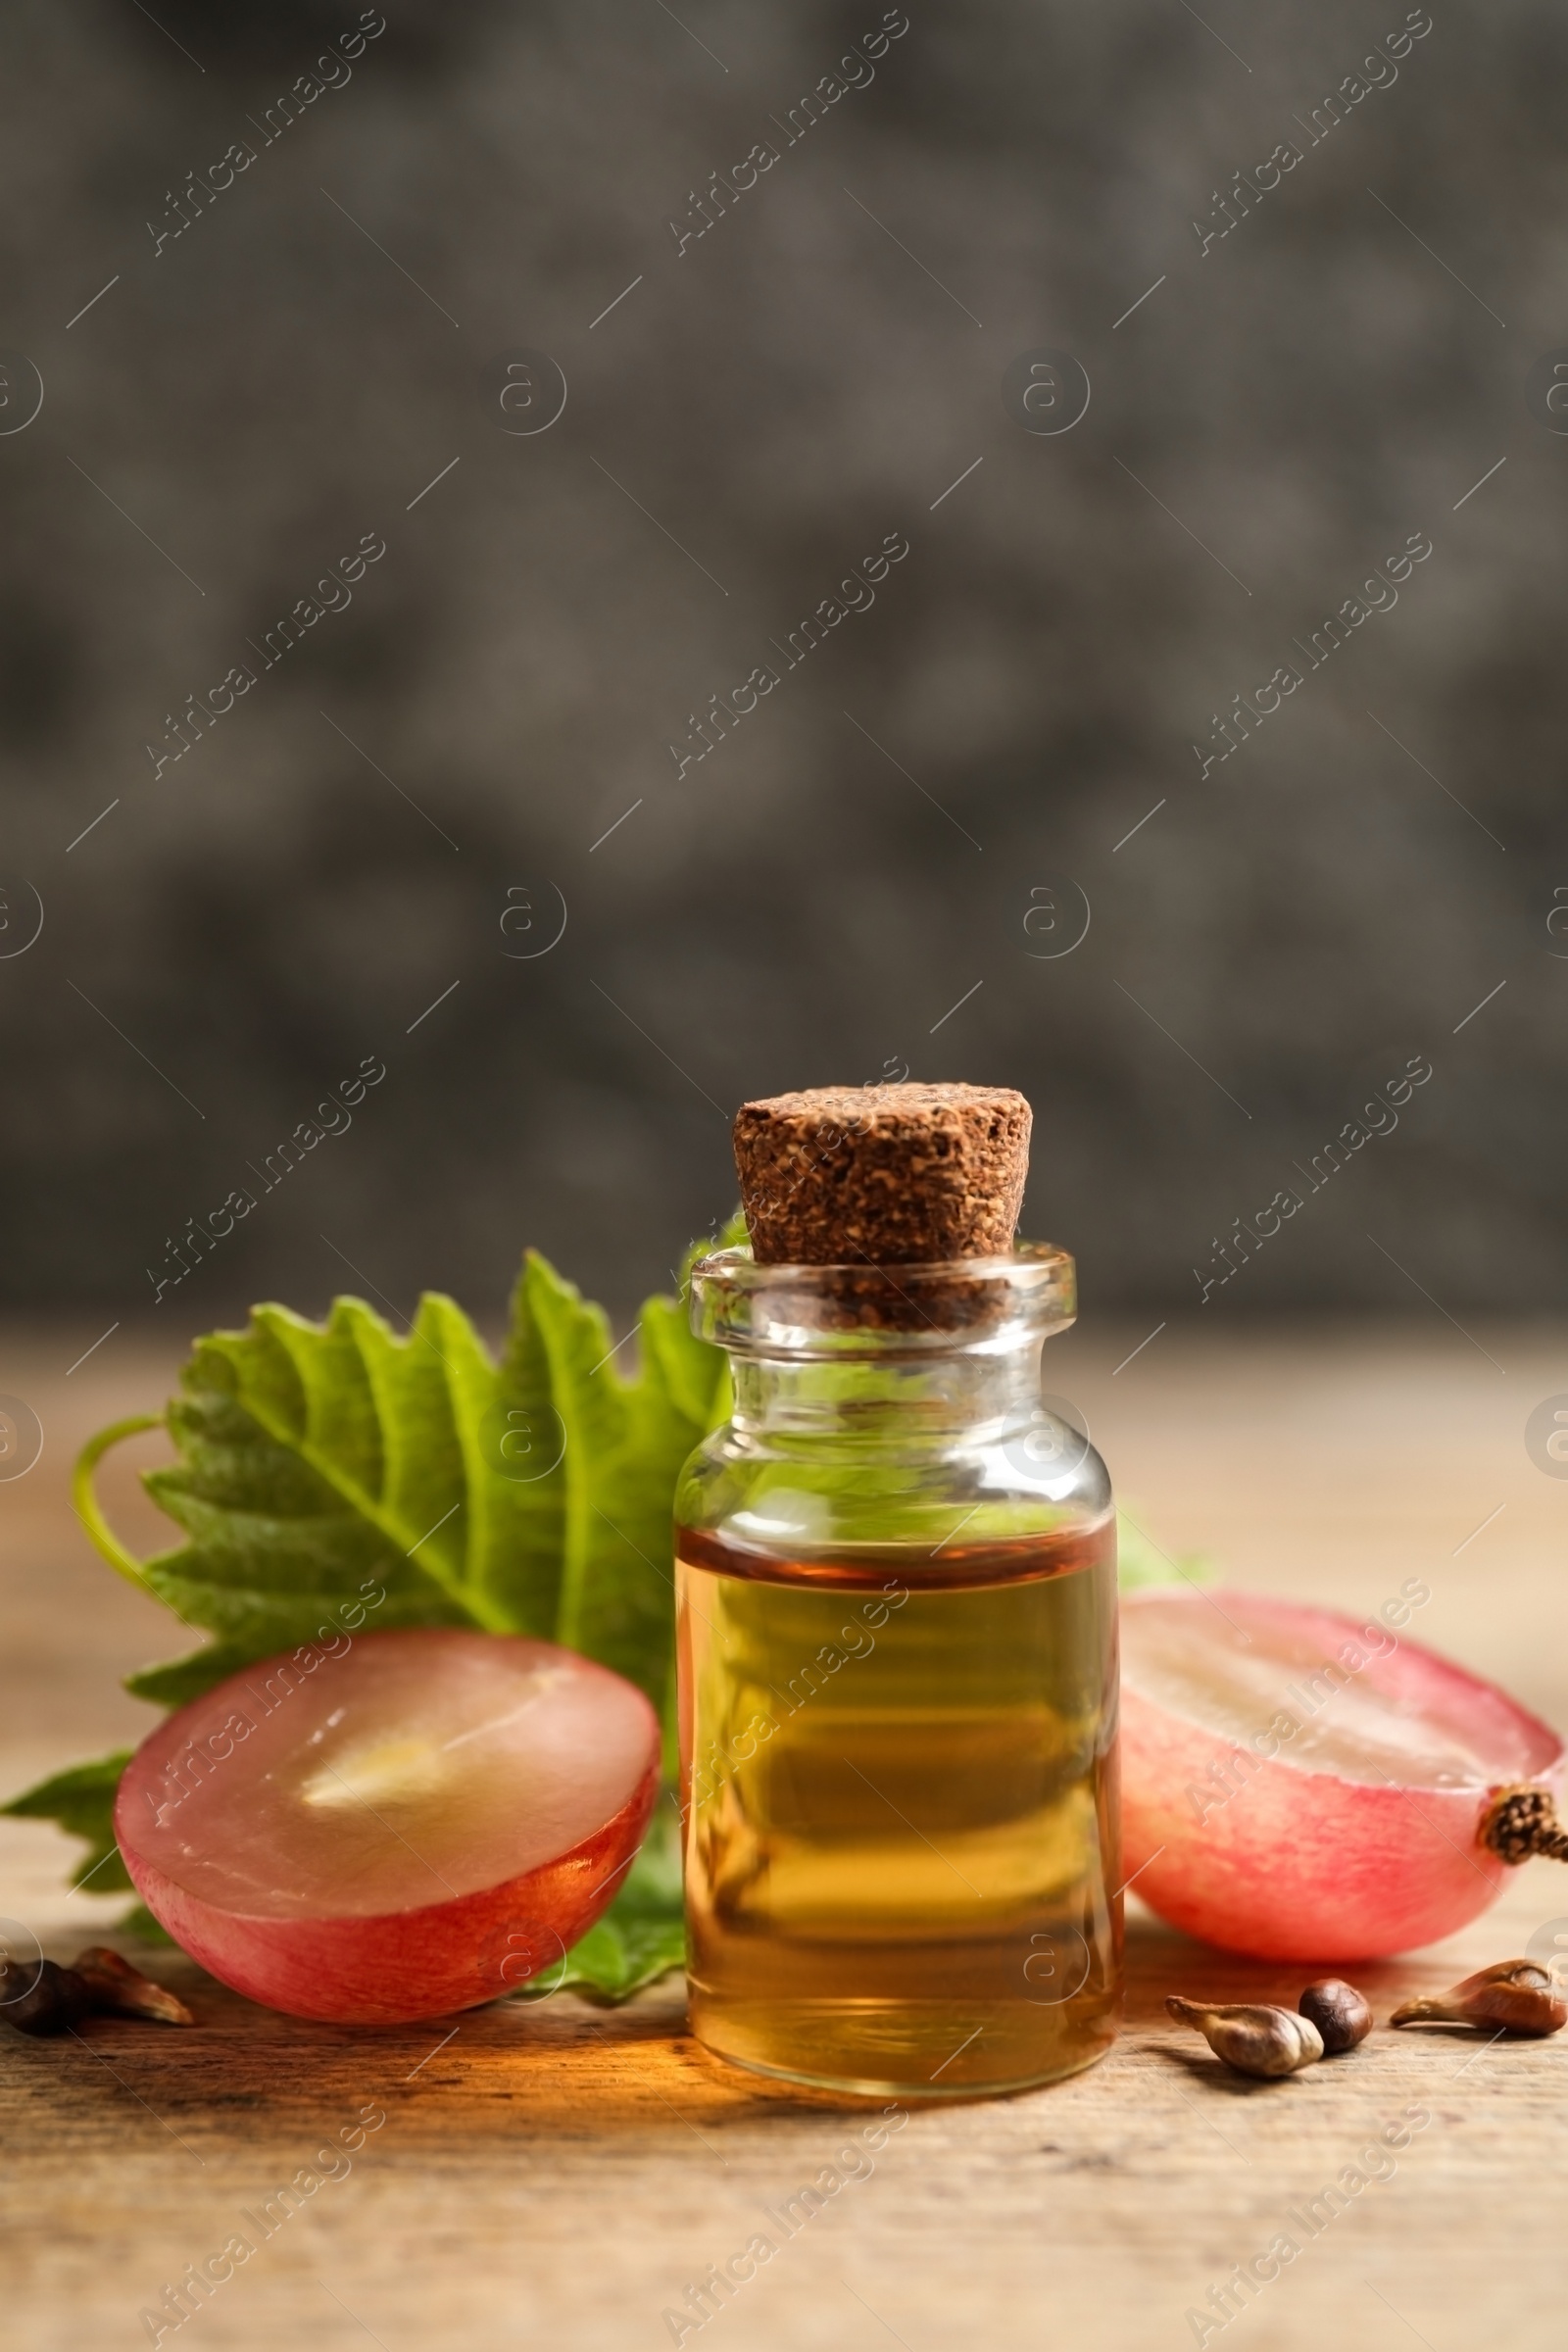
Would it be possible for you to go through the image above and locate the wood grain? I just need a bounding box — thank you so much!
[3,1317,1565,2352]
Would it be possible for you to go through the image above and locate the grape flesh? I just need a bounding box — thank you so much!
[1120,1590,1562,1960]
[117,1630,661,2020]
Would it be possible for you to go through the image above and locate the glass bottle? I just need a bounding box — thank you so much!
[674,1243,1120,2099]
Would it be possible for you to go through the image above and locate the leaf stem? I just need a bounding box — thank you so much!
[73,1415,166,1587]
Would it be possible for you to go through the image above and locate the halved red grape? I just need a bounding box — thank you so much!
[117,1629,660,2021]
[1120,1589,1564,1960]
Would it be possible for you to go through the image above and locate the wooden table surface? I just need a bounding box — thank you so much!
[4,1314,1566,2352]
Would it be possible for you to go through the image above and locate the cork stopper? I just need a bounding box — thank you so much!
[733,1083,1032,1267]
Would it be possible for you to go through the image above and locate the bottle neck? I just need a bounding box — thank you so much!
[728,1336,1046,1453]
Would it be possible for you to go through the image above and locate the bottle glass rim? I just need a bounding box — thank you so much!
[688,1241,1076,1358]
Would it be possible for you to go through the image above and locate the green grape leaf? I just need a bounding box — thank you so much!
[514,1801,685,2004]
[4,1240,730,2001]
[124,1643,296,1709]
[540,1901,686,2006]
[1,1751,136,1895]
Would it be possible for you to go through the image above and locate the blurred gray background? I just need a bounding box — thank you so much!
[2,0,1564,1330]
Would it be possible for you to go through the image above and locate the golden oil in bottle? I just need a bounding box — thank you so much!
[677,1519,1120,2097]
